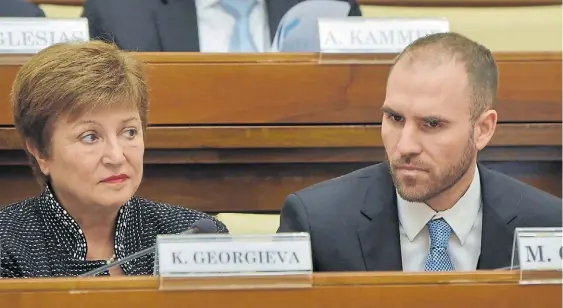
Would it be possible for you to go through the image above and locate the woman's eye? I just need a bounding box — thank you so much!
[123,128,138,138]
[81,133,98,143]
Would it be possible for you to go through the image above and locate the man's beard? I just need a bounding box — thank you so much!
[389,136,476,203]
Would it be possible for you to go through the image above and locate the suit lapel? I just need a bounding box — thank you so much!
[357,162,403,271]
[477,164,519,269]
[355,163,519,271]
[265,0,301,42]
[155,0,200,51]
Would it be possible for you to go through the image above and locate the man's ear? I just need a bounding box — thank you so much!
[25,139,50,176]
[474,109,497,151]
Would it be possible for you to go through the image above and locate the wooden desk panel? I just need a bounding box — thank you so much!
[0,123,560,150]
[0,272,560,308]
[0,159,559,212]
[0,53,560,125]
[0,156,560,213]
[0,124,560,211]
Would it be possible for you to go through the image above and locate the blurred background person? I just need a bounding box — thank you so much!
[0,40,227,278]
[82,0,362,52]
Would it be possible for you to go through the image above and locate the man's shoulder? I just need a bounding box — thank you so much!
[511,178,561,223]
[83,0,162,15]
[291,163,386,211]
[1,0,44,17]
[83,0,156,19]
[84,0,155,9]
[132,198,229,234]
[483,166,562,224]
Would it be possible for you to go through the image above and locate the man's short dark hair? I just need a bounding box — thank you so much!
[393,32,498,122]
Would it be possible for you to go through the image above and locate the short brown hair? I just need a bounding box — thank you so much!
[393,32,498,122]
[11,40,149,187]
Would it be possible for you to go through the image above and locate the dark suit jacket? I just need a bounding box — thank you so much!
[278,162,562,272]
[0,0,45,17]
[82,0,361,51]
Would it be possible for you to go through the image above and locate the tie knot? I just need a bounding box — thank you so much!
[427,218,452,248]
[220,0,258,18]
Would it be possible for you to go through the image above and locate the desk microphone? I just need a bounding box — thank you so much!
[79,218,218,277]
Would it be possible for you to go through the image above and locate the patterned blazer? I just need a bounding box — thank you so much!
[0,185,228,278]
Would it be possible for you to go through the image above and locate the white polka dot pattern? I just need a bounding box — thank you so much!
[424,218,455,272]
[0,185,228,278]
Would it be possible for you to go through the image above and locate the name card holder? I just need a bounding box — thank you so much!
[0,18,89,54]
[511,227,562,285]
[316,17,449,64]
[155,233,313,290]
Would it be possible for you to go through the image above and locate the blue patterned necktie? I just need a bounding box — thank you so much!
[219,0,258,52]
[424,218,455,271]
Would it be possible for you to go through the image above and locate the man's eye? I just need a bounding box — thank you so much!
[426,120,442,128]
[388,114,404,122]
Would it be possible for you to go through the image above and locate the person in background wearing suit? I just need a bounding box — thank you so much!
[0,0,45,17]
[81,0,361,52]
[277,32,562,272]
[0,41,227,278]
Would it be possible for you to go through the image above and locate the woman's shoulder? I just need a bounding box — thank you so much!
[0,197,40,233]
[131,197,229,234]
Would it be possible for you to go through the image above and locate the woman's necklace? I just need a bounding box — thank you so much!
[107,254,117,264]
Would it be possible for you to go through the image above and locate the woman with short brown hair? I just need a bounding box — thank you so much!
[1,41,227,278]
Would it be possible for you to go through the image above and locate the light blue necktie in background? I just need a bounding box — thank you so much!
[220,0,259,52]
[424,218,456,271]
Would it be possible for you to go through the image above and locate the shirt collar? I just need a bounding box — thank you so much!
[397,166,482,245]
[196,0,264,10]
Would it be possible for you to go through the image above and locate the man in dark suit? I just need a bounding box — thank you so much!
[0,0,45,17]
[82,0,361,52]
[278,32,562,272]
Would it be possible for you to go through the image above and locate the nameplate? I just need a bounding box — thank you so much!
[318,17,449,53]
[0,18,89,54]
[156,233,313,277]
[514,228,563,271]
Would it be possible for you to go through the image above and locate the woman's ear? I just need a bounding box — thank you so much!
[25,139,50,176]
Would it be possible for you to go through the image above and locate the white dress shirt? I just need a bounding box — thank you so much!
[195,0,271,52]
[397,166,483,272]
